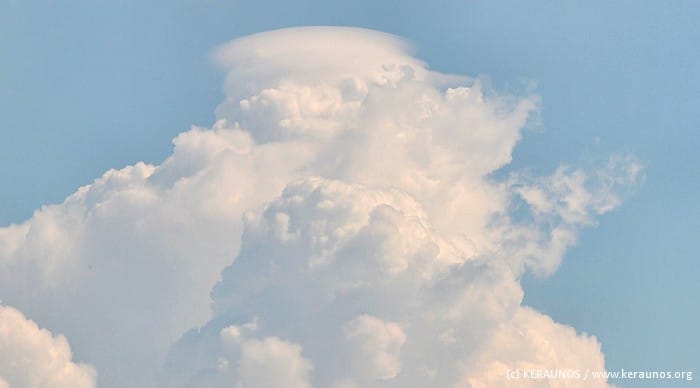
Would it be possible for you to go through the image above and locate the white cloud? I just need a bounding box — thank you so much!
[461,307,608,388]
[0,305,96,388]
[0,27,642,387]
[161,318,313,388]
[0,125,309,386]
[163,176,623,387]
[235,336,314,388]
[344,315,406,380]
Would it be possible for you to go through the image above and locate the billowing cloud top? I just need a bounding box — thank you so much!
[0,27,642,387]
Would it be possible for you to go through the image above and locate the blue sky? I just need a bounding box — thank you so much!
[1,1,698,387]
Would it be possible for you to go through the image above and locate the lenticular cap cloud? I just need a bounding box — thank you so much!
[213,27,429,88]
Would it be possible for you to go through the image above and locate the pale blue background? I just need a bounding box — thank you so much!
[1,2,698,386]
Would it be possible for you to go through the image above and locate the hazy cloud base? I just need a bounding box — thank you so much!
[0,27,642,387]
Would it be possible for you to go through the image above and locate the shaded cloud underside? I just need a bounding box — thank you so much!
[0,27,641,387]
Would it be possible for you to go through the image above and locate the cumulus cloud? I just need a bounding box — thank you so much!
[0,27,642,387]
[163,175,624,387]
[344,315,406,381]
[0,305,96,388]
[236,336,313,388]
[461,307,608,388]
